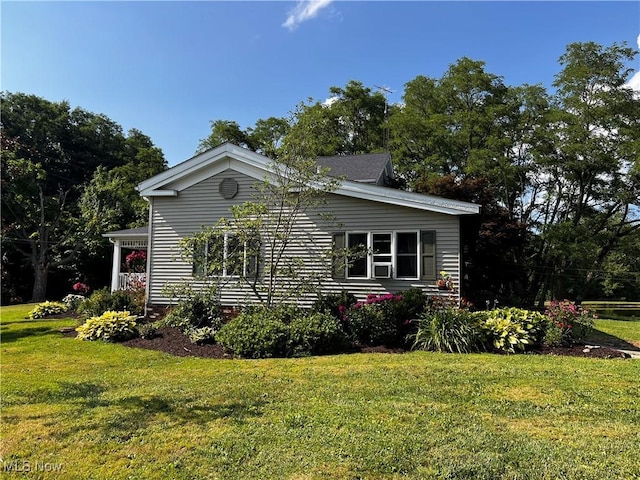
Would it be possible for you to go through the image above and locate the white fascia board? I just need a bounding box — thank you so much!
[137,143,271,196]
[336,181,480,215]
[168,158,269,192]
[137,143,269,193]
[138,189,178,197]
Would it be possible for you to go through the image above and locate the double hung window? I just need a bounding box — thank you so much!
[193,233,258,278]
[332,230,436,281]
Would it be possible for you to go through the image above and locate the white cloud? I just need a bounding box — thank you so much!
[322,96,338,107]
[282,0,333,31]
[624,34,640,95]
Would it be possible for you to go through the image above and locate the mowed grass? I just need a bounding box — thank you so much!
[1,304,639,480]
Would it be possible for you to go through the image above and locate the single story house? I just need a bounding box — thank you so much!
[104,143,480,308]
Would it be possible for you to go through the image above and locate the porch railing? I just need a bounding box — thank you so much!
[118,273,146,290]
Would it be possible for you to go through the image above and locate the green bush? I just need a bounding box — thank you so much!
[312,291,357,319]
[412,307,484,353]
[28,301,69,319]
[216,306,349,358]
[137,323,158,340]
[76,310,137,342]
[544,300,595,346]
[78,288,143,317]
[288,312,349,356]
[216,308,289,358]
[162,285,223,332]
[475,307,547,353]
[344,302,397,346]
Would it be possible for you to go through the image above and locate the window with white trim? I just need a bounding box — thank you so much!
[193,233,258,278]
[332,230,436,281]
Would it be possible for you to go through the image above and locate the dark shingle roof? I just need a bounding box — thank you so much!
[316,153,393,185]
[102,226,149,237]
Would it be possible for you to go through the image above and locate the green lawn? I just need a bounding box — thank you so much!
[2,304,639,480]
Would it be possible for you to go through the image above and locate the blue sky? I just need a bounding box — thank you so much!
[2,1,639,166]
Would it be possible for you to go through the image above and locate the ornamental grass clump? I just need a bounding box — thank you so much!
[544,300,595,346]
[28,301,68,319]
[75,310,137,342]
[411,306,484,353]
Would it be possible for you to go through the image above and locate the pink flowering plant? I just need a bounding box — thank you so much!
[544,300,595,346]
[340,292,422,347]
[72,282,90,295]
[125,250,147,273]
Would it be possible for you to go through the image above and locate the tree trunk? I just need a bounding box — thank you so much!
[31,263,48,302]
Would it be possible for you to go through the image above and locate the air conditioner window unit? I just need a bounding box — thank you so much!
[373,264,391,278]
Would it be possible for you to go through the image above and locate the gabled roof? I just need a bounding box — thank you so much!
[317,153,393,185]
[138,143,480,216]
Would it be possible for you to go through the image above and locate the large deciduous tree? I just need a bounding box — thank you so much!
[527,41,640,302]
[1,92,166,302]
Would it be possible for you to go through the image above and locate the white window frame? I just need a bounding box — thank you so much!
[194,232,258,278]
[342,230,422,280]
[346,232,369,279]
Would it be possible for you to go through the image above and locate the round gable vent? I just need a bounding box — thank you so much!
[219,178,238,199]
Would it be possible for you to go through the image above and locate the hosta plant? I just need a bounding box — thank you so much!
[476,307,546,353]
[185,326,218,345]
[76,310,137,342]
[62,294,86,311]
[28,301,69,319]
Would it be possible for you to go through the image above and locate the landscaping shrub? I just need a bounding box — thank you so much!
[78,288,143,317]
[161,285,223,333]
[343,301,397,346]
[412,307,484,353]
[76,310,137,342]
[475,307,547,353]
[544,300,595,346]
[216,308,289,358]
[341,292,423,347]
[28,301,68,319]
[62,294,86,311]
[185,326,218,345]
[288,312,349,356]
[137,323,158,340]
[312,291,357,319]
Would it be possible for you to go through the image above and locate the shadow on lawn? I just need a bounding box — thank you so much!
[587,330,640,351]
[38,380,266,442]
[0,324,64,343]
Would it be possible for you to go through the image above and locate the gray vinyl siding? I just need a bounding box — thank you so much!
[148,168,462,307]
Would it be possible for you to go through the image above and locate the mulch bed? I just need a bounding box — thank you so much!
[55,308,632,359]
[112,326,630,359]
[121,327,232,358]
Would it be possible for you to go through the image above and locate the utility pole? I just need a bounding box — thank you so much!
[374,85,394,149]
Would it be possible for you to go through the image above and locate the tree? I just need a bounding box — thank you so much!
[1,92,166,302]
[387,60,547,304]
[180,135,341,307]
[1,140,81,302]
[282,81,388,156]
[527,42,640,302]
[197,120,253,153]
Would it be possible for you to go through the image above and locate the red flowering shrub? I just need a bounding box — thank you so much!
[125,250,147,273]
[72,282,90,295]
[544,300,595,346]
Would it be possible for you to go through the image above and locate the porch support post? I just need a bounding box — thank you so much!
[110,239,122,292]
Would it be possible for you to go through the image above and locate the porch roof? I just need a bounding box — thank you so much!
[102,226,149,240]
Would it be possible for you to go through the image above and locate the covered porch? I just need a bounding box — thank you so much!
[102,226,149,292]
